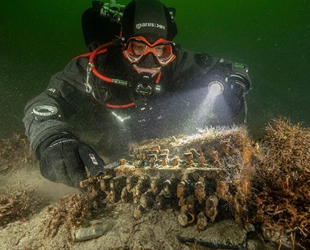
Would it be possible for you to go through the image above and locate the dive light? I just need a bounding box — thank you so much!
[208,80,225,97]
[203,59,233,97]
[206,72,228,97]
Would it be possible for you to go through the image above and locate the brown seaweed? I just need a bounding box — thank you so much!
[250,117,310,249]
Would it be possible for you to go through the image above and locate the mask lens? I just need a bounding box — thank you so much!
[155,44,174,65]
[132,41,148,56]
[125,41,147,62]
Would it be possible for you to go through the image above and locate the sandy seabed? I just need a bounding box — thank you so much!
[0,118,309,250]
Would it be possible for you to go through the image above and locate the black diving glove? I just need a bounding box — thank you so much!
[37,134,105,188]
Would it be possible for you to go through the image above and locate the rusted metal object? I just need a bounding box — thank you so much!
[80,126,255,230]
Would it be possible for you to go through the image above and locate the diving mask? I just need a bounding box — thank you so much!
[123,36,176,66]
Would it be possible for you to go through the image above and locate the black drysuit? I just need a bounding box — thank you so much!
[23,43,250,187]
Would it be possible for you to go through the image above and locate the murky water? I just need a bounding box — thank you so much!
[1,0,309,139]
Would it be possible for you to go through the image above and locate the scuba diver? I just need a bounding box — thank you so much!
[23,0,251,189]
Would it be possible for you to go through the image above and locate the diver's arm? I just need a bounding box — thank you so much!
[23,57,90,156]
[210,59,251,124]
[171,45,250,89]
[170,46,251,124]
[23,57,104,188]
[169,46,218,88]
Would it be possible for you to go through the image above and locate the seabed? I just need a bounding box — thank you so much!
[0,118,309,250]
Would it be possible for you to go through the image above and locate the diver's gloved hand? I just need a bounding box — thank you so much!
[37,134,105,188]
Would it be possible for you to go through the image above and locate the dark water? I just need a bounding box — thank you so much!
[1,0,309,139]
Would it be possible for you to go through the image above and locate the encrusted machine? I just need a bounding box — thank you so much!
[80,126,256,230]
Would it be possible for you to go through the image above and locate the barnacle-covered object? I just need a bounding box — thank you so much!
[81,126,257,229]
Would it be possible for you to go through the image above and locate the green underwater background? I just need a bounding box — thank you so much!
[1,0,309,139]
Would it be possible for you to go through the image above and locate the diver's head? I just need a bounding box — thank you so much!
[121,0,178,76]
